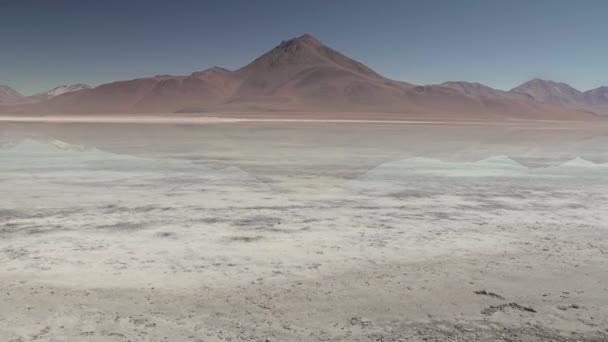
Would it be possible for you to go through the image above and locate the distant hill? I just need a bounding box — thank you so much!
[0,85,23,104]
[510,79,608,115]
[510,79,585,107]
[21,84,91,104]
[0,84,91,105]
[442,79,608,116]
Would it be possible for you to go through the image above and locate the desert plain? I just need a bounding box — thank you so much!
[1,118,608,341]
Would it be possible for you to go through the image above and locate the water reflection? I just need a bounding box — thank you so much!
[2,121,608,195]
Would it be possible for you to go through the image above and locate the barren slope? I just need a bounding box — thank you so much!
[0,35,601,120]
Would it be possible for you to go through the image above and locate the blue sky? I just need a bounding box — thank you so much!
[1,0,606,95]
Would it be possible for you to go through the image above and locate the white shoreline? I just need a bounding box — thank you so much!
[0,115,595,125]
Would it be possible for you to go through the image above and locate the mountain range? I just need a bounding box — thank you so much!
[0,84,91,105]
[1,34,606,120]
[441,79,608,116]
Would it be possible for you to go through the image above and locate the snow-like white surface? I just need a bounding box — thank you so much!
[45,84,91,97]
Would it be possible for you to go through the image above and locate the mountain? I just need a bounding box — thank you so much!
[441,81,506,97]
[441,81,535,102]
[41,34,421,114]
[19,84,91,104]
[583,86,608,115]
[0,35,601,120]
[0,84,91,105]
[584,86,608,105]
[0,85,24,104]
[222,34,417,112]
[44,68,241,113]
[28,84,91,102]
[507,79,608,115]
[510,79,585,107]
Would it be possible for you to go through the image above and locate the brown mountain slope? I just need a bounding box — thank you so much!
[437,79,608,119]
[583,86,608,115]
[44,34,418,114]
[442,81,528,100]
[45,68,240,113]
[585,86,608,105]
[510,79,586,107]
[507,80,608,115]
[1,35,601,120]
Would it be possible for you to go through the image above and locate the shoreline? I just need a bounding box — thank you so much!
[0,114,601,126]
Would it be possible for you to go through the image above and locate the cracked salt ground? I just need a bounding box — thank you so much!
[1,122,608,341]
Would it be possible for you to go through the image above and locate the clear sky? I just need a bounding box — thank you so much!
[1,0,607,95]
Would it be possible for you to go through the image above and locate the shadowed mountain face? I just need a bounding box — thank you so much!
[0,34,603,120]
[585,86,608,105]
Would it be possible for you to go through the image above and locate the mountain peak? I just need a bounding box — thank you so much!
[239,34,381,81]
[0,85,24,104]
[442,81,491,88]
[515,78,578,90]
[439,81,525,100]
[276,34,324,49]
[295,34,324,46]
[191,67,231,77]
[511,79,584,106]
[46,84,91,97]
[584,86,608,105]
[529,78,551,83]
[205,66,231,73]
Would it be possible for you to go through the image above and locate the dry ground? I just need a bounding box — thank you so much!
[1,121,608,341]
